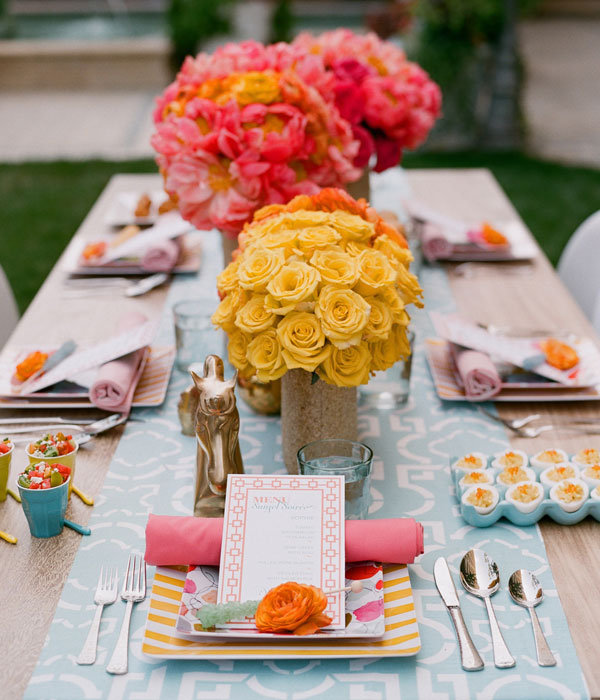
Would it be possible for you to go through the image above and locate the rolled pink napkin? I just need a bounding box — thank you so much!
[89,311,149,413]
[144,514,424,566]
[141,236,181,272]
[451,344,502,401]
[421,222,453,262]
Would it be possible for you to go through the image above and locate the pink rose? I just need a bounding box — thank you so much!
[373,135,402,172]
[332,57,374,84]
[334,81,364,124]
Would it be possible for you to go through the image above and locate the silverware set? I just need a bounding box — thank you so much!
[434,548,556,671]
[477,405,600,437]
[62,273,168,298]
[77,554,147,674]
[3,412,135,445]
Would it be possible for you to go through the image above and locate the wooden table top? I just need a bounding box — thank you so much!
[1,170,598,699]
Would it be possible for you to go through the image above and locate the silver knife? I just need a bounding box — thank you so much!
[434,557,484,671]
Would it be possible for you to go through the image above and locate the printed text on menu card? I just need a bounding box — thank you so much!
[218,474,345,629]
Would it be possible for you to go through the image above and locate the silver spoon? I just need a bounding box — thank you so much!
[460,549,516,668]
[508,569,556,667]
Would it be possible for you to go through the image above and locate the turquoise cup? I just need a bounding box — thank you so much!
[17,477,70,538]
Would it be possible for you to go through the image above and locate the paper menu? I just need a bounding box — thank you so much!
[0,319,157,396]
[218,474,345,629]
[430,312,600,387]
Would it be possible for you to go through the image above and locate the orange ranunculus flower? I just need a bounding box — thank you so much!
[254,582,332,635]
[541,338,579,370]
[15,350,48,381]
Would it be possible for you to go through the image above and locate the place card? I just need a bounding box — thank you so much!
[218,474,345,629]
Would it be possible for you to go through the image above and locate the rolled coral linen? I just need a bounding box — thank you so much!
[89,311,149,412]
[421,222,454,262]
[141,236,182,272]
[451,344,502,401]
[145,514,424,566]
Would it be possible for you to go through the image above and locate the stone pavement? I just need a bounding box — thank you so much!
[0,17,598,165]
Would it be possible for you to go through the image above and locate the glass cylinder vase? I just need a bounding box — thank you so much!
[281,368,358,474]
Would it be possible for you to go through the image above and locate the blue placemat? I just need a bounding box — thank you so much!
[25,232,589,700]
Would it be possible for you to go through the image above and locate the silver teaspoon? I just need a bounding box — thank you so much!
[460,549,516,668]
[508,569,556,667]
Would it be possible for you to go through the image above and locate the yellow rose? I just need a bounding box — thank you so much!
[310,249,359,288]
[277,211,331,230]
[396,264,424,308]
[228,329,252,376]
[276,312,332,372]
[247,228,298,258]
[315,285,371,349]
[266,261,321,314]
[353,249,397,296]
[319,343,371,387]
[379,286,406,322]
[235,295,275,334]
[217,259,241,295]
[363,297,393,341]
[247,329,287,382]
[327,210,375,242]
[212,289,247,332]
[369,324,411,372]
[344,240,370,257]
[373,234,414,271]
[295,225,341,257]
[238,247,285,292]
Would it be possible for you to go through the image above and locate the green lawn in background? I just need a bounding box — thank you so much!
[1,152,599,314]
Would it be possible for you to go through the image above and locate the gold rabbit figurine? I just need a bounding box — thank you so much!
[191,355,244,517]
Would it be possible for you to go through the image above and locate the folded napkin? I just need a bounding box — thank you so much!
[450,343,502,401]
[89,311,149,413]
[144,514,424,566]
[421,222,454,262]
[141,236,182,272]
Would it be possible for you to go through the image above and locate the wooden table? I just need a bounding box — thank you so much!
[1,171,599,699]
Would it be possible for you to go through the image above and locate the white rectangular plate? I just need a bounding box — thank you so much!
[143,565,420,659]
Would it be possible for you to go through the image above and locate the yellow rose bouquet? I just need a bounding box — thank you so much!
[212,188,422,388]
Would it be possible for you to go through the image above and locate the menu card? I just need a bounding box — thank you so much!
[218,474,345,629]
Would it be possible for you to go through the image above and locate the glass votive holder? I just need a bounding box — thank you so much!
[297,439,373,520]
[18,477,70,538]
[173,300,217,372]
[358,331,415,409]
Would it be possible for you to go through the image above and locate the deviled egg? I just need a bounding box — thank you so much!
[549,479,589,513]
[531,448,568,469]
[505,481,544,514]
[461,485,499,515]
[540,463,580,487]
[573,447,600,468]
[459,470,493,489]
[496,465,536,486]
[452,453,487,472]
[491,449,528,471]
[590,485,600,501]
[580,464,600,489]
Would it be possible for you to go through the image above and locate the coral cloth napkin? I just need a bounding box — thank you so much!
[144,514,424,566]
[421,222,454,262]
[89,311,149,412]
[141,236,182,272]
[451,343,502,401]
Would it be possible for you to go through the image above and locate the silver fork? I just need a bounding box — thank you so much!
[476,405,541,430]
[77,566,118,665]
[106,554,147,675]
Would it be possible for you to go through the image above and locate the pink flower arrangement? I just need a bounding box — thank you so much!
[293,29,442,172]
[151,41,360,236]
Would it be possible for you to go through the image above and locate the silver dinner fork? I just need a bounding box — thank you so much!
[77,566,118,665]
[106,554,147,675]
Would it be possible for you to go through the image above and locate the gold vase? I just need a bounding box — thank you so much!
[237,375,281,415]
[345,168,371,202]
[281,369,358,474]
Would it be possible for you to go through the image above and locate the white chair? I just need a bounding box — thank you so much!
[0,265,19,349]
[557,210,600,334]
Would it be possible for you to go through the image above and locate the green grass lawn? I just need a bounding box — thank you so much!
[1,152,599,313]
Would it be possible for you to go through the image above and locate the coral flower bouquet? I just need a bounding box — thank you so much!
[211,187,422,471]
[293,29,442,173]
[151,41,360,247]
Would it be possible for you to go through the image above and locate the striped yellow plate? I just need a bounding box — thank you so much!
[142,565,420,659]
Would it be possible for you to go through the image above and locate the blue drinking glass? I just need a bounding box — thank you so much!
[18,477,69,538]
